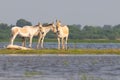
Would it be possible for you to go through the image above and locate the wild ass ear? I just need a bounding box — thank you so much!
[56,20,58,22]
[56,20,61,23]
[38,25,42,30]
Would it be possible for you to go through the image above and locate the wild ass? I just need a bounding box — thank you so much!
[10,23,42,48]
[37,23,56,49]
[56,20,69,49]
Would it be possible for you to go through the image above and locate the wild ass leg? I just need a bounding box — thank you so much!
[10,34,17,45]
[22,37,26,47]
[37,36,44,49]
[41,37,45,48]
[29,36,33,48]
[62,38,65,49]
[57,38,60,49]
[37,36,42,49]
[65,37,68,50]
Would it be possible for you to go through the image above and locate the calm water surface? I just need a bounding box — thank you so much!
[1,42,120,49]
[0,55,119,80]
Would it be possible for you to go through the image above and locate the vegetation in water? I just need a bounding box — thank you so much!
[24,71,43,77]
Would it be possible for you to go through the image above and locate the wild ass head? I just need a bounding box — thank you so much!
[56,20,62,34]
[49,22,57,33]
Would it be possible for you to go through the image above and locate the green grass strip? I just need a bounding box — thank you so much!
[0,49,120,55]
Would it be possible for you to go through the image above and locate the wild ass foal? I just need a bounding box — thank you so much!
[10,23,42,48]
[37,23,56,49]
[56,20,69,49]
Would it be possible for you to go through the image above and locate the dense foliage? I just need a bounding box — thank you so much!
[1,19,120,42]
[0,23,11,41]
[16,19,32,27]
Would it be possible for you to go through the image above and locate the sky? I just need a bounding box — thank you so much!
[0,0,120,26]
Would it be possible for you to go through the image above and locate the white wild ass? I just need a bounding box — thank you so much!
[10,23,42,48]
[56,20,69,49]
[37,23,56,49]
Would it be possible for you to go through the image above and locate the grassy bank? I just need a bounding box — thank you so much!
[0,49,120,55]
[1,39,120,43]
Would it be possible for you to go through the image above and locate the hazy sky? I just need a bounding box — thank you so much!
[0,0,120,26]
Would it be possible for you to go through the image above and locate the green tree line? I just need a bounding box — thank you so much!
[0,19,120,42]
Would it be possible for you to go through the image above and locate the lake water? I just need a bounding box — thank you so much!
[0,55,120,80]
[1,42,120,49]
